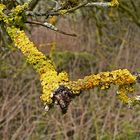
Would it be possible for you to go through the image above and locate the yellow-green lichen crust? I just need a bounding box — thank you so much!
[6,26,69,104]
[1,2,139,107]
[65,69,136,104]
[109,0,119,7]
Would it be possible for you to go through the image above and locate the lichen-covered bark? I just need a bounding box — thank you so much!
[0,2,139,112]
[0,3,69,105]
[7,26,69,104]
[64,69,136,104]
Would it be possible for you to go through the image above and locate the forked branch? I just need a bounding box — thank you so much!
[0,1,140,114]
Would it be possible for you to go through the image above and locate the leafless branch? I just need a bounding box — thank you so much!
[26,20,77,37]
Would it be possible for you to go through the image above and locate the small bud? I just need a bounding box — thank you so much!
[135,96,140,101]
[50,92,53,98]
[44,105,49,111]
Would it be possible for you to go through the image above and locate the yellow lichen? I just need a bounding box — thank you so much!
[117,85,135,105]
[11,3,29,15]
[59,10,68,15]
[0,2,139,108]
[0,2,69,105]
[0,4,7,22]
[64,69,137,104]
[0,4,6,11]
[6,26,69,104]
[65,69,136,93]
[109,0,119,7]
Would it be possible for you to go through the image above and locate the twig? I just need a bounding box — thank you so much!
[47,1,88,16]
[26,20,77,37]
[26,0,118,18]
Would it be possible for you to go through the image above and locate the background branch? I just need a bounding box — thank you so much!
[26,20,77,37]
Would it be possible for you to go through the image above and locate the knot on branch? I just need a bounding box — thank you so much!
[52,85,74,114]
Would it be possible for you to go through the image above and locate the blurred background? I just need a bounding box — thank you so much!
[0,0,140,139]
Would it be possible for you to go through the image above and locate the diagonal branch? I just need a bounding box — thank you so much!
[26,20,77,37]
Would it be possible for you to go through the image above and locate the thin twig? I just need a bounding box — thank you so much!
[26,20,77,37]
[47,1,88,16]
[86,2,111,7]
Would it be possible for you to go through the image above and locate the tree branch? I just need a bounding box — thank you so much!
[0,1,140,114]
[26,20,77,37]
